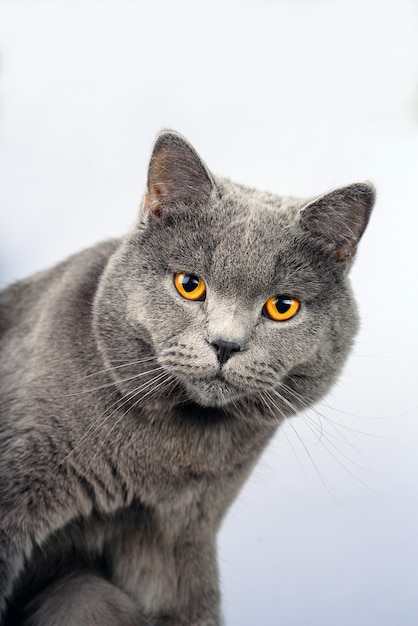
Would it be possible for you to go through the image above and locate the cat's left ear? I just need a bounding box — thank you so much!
[143,130,214,216]
[300,182,375,266]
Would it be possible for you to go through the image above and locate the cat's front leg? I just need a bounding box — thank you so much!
[0,469,84,623]
[0,529,24,620]
[112,532,222,626]
[160,537,223,626]
[0,522,40,623]
[0,527,37,622]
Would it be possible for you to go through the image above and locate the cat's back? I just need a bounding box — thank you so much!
[0,239,120,339]
[0,238,121,428]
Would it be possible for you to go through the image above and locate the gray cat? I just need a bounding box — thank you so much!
[0,130,374,625]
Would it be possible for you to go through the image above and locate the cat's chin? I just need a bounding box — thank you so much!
[182,377,246,408]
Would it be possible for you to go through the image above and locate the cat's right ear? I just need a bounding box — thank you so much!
[142,130,214,216]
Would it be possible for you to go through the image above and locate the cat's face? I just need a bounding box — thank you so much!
[124,195,344,410]
[94,131,374,416]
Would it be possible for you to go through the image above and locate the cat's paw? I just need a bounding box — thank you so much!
[0,529,23,622]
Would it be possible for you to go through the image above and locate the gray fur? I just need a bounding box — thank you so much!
[0,130,375,625]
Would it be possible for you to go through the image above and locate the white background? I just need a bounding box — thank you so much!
[1,1,417,624]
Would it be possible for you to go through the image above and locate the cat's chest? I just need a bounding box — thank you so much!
[74,459,220,548]
[118,405,265,479]
[77,410,262,521]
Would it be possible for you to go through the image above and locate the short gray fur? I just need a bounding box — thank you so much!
[0,131,375,625]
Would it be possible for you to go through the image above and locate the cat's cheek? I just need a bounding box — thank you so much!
[252,327,329,386]
[125,282,189,336]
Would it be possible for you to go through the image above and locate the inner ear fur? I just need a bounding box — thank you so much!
[300,182,375,265]
[143,130,214,215]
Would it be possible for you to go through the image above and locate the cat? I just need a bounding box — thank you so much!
[0,130,375,626]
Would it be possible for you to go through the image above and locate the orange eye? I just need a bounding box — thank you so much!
[174,272,206,301]
[263,295,300,321]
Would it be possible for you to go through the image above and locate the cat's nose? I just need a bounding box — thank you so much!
[210,339,241,365]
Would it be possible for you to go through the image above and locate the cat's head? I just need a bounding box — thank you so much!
[94,131,374,417]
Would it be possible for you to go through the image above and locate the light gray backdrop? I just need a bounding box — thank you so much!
[1,1,417,624]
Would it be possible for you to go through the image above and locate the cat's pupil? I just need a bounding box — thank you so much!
[182,275,200,292]
[275,297,292,314]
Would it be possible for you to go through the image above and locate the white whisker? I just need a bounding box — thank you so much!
[62,366,165,396]
[54,370,169,471]
[84,373,174,476]
[270,383,382,500]
[266,386,339,501]
[80,356,158,379]
[259,391,306,478]
[301,412,383,477]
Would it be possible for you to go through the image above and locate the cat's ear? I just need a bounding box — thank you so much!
[300,182,375,266]
[143,130,214,215]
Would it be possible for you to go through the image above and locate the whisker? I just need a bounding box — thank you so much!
[303,408,359,450]
[80,356,158,380]
[279,382,387,441]
[322,402,417,421]
[53,371,168,471]
[277,381,315,407]
[266,386,339,501]
[276,386,344,450]
[277,383,356,451]
[301,418,383,500]
[61,366,166,397]
[83,373,174,476]
[271,385,383,499]
[301,412,384,477]
[259,391,306,478]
